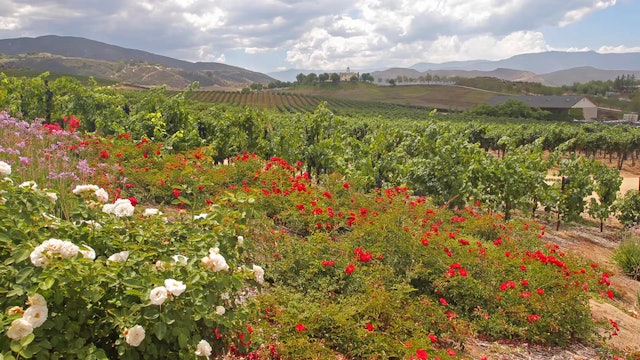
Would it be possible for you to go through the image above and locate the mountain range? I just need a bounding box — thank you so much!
[1,35,640,88]
[0,35,274,88]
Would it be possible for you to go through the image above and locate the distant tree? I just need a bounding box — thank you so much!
[350,75,359,82]
[307,73,318,84]
[249,83,263,91]
[241,87,251,94]
[387,79,396,86]
[296,73,307,85]
[330,73,340,84]
[318,73,330,83]
[360,73,374,82]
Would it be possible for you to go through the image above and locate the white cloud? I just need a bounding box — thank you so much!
[598,45,640,53]
[0,0,630,72]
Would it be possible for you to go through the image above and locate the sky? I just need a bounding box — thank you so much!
[1,0,639,74]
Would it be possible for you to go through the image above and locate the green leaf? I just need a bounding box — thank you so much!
[39,277,55,290]
[10,341,22,353]
[19,333,35,347]
[15,267,34,284]
[153,321,167,340]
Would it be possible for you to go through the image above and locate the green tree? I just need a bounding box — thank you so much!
[588,160,622,231]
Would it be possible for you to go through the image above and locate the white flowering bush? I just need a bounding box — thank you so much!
[0,177,263,359]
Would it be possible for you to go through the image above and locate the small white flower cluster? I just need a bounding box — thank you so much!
[252,265,265,285]
[102,198,135,217]
[0,160,11,176]
[124,324,145,347]
[201,247,229,272]
[149,279,187,306]
[195,339,212,358]
[30,238,95,268]
[72,184,109,202]
[143,208,161,217]
[6,294,48,340]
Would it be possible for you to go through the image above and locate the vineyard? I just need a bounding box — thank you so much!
[187,89,435,118]
[1,73,640,359]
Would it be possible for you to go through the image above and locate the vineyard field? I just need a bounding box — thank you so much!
[186,89,436,118]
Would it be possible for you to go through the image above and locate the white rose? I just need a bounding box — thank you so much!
[58,240,80,259]
[164,279,186,297]
[45,192,58,203]
[201,250,229,272]
[112,198,135,217]
[27,294,47,308]
[149,286,168,305]
[6,318,33,340]
[215,305,225,315]
[252,265,265,285]
[30,248,48,267]
[143,208,161,216]
[23,305,48,328]
[125,325,145,347]
[94,188,109,202]
[18,181,37,189]
[79,244,96,260]
[107,251,129,263]
[0,161,11,176]
[72,184,99,195]
[102,203,115,214]
[237,235,244,245]
[194,339,213,358]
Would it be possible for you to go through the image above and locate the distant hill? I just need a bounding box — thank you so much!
[411,51,640,73]
[0,35,275,88]
[538,66,640,87]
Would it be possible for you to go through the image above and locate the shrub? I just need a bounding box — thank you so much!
[613,235,640,280]
[614,190,640,227]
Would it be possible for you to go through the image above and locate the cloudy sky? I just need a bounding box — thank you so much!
[1,0,639,73]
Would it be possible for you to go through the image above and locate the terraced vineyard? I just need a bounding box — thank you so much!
[187,89,435,118]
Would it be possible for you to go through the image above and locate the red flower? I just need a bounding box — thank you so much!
[128,197,138,206]
[521,279,529,286]
[428,334,438,343]
[365,323,374,331]
[536,288,545,295]
[125,183,134,189]
[439,297,448,306]
[520,265,527,271]
[172,189,181,198]
[295,323,306,331]
[99,150,110,159]
[345,264,355,275]
[459,268,468,277]
[343,182,350,189]
[606,290,614,299]
[527,314,541,323]
[322,260,335,267]
[449,263,462,269]
[415,349,428,360]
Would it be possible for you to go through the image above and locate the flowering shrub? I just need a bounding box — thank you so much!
[0,173,264,358]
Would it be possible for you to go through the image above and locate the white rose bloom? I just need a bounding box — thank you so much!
[23,305,48,328]
[0,161,11,176]
[215,305,225,315]
[201,248,229,272]
[237,235,244,245]
[27,294,47,308]
[112,198,135,217]
[30,239,79,267]
[6,318,33,340]
[102,203,115,214]
[193,213,208,220]
[195,339,213,358]
[143,208,161,217]
[164,279,186,297]
[125,325,145,347]
[72,184,99,195]
[172,254,188,265]
[94,188,109,202]
[79,244,96,260]
[45,192,58,203]
[18,181,37,189]
[107,251,129,263]
[149,286,168,305]
[252,265,265,285]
